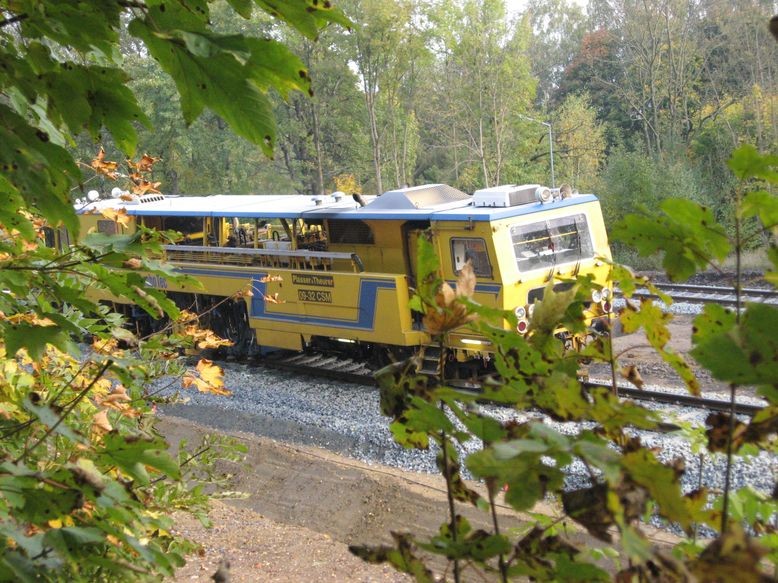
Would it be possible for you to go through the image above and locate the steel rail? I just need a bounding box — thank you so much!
[589,381,762,417]
[257,352,764,418]
[627,282,778,307]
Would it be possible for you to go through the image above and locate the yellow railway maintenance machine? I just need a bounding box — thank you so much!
[77,184,613,372]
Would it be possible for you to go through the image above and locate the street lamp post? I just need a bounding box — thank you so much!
[519,114,555,187]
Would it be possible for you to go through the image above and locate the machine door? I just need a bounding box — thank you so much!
[402,223,431,286]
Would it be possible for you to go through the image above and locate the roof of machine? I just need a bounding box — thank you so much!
[77,185,598,222]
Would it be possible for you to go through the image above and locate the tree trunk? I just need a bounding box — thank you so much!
[311,100,325,194]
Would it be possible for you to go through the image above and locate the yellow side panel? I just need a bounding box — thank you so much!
[255,330,302,351]
[253,270,426,347]
[125,264,427,349]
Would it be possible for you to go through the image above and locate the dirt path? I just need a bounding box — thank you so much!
[160,416,621,582]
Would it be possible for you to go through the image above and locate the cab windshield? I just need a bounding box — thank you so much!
[510,213,593,272]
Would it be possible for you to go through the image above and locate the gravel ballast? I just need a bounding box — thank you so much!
[158,362,776,506]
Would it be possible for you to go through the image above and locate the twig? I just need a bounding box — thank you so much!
[15,360,113,463]
[150,445,210,485]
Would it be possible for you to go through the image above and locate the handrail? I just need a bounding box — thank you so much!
[161,244,365,272]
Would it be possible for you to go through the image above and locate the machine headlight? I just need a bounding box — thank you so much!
[602,288,612,300]
[591,289,602,303]
[528,303,535,317]
[514,306,526,319]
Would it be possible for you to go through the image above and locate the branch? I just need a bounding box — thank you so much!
[16,359,113,463]
[117,1,148,9]
[0,13,27,28]
[150,445,210,485]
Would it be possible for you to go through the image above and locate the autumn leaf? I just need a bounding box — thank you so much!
[176,312,232,349]
[94,385,140,418]
[182,359,231,396]
[456,260,476,298]
[262,292,285,304]
[620,365,644,389]
[100,207,132,228]
[233,286,254,299]
[422,262,477,336]
[122,258,142,269]
[92,337,119,355]
[91,410,113,434]
[20,239,38,252]
[127,153,161,173]
[131,179,162,196]
[90,147,120,180]
[259,274,283,283]
[6,313,55,327]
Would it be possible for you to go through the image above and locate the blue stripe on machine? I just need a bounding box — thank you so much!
[250,274,396,330]
[173,267,397,330]
[447,281,501,295]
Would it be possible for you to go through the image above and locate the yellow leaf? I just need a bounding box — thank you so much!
[47,519,63,529]
[183,359,231,396]
[100,207,132,228]
[92,337,119,355]
[196,359,222,385]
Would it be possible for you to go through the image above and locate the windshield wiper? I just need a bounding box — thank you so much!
[572,220,582,278]
[545,221,556,283]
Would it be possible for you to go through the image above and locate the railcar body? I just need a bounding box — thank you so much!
[75,183,613,372]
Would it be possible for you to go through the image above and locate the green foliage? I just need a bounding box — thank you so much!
[0,0,347,579]
[355,145,777,581]
[613,199,730,281]
[600,149,709,229]
[552,92,606,192]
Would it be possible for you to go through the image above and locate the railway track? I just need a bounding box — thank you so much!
[258,351,764,418]
[630,282,778,307]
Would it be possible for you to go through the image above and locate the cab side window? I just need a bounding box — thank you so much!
[97,220,118,235]
[451,238,491,277]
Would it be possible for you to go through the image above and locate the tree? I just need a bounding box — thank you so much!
[557,28,638,149]
[274,26,372,195]
[438,0,537,190]
[342,0,415,194]
[0,0,347,578]
[524,0,588,99]
[553,93,606,191]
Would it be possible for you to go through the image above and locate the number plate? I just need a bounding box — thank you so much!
[297,289,332,303]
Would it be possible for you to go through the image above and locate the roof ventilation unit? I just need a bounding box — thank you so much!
[472,184,540,207]
[123,194,166,205]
